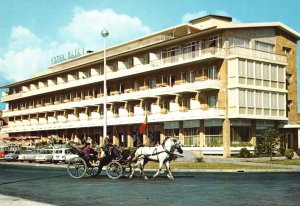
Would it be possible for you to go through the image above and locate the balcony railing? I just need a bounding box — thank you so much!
[228,46,286,63]
[2,107,226,133]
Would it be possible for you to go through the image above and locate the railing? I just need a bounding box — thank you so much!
[183,135,200,146]
[2,107,226,133]
[204,135,223,147]
[228,46,286,63]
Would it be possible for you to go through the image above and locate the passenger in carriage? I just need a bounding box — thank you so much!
[83,142,97,165]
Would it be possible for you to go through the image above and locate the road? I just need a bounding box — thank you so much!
[0,164,299,206]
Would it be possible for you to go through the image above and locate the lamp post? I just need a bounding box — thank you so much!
[101,28,109,142]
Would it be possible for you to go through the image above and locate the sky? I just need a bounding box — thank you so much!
[0,0,299,110]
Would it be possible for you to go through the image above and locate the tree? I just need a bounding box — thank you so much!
[257,128,281,161]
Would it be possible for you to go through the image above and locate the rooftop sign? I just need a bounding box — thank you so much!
[51,48,85,65]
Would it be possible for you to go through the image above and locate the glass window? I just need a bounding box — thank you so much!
[278,66,285,82]
[255,41,274,53]
[271,93,277,109]
[271,65,277,81]
[255,62,262,79]
[278,94,285,109]
[231,126,251,143]
[263,63,270,80]
[229,36,250,48]
[238,60,246,76]
[263,92,270,108]
[247,90,254,107]
[186,70,195,82]
[208,96,217,108]
[239,90,246,107]
[247,61,254,78]
[208,67,217,79]
[256,91,263,108]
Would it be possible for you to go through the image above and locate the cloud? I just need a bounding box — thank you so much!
[181,10,241,23]
[0,7,151,83]
[61,7,151,50]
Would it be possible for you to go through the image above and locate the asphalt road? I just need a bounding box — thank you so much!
[0,164,299,206]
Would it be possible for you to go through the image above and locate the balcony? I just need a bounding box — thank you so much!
[228,46,286,63]
[1,47,225,102]
[1,107,225,133]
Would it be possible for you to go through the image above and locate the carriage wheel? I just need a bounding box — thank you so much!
[67,157,87,179]
[122,164,132,178]
[86,166,103,177]
[106,162,123,179]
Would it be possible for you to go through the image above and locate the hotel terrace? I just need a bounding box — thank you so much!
[1,15,300,156]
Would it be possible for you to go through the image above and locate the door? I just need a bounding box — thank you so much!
[285,133,293,149]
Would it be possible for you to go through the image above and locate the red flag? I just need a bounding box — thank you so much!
[139,115,147,134]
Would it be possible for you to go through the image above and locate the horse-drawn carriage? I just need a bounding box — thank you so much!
[67,137,183,180]
[67,144,132,179]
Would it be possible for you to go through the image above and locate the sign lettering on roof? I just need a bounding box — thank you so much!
[51,48,85,65]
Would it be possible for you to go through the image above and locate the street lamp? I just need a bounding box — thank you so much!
[101,28,109,142]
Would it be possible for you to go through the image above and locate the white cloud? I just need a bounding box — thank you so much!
[9,26,42,51]
[181,10,241,23]
[0,7,151,82]
[61,7,151,50]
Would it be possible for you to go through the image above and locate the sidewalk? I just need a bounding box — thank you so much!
[0,194,53,206]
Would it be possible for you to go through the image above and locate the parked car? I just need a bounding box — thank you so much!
[35,149,54,163]
[52,148,78,164]
[18,150,40,163]
[4,150,21,161]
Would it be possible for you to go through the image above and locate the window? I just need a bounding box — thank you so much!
[263,92,270,108]
[162,47,180,58]
[208,96,217,108]
[229,36,250,48]
[270,65,277,81]
[256,91,263,108]
[247,90,254,107]
[186,70,195,82]
[247,61,254,78]
[255,41,274,53]
[238,60,246,77]
[133,81,139,91]
[183,41,200,53]
[271,93,277,109]
[263,63,270,80]
[208,67,217,79]
[118,83,124,94]
[278,94,285,109]
[255,62,262,79]
[202,35,223,48]
[239,90,246,107]
[149,78,156,89]
[231,126,251,143]
[282,47,291,54]
[278,66,285,82]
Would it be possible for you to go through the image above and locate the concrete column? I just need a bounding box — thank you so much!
[99,135,104,147]
[160,123,165,144]
[179,121,184,144]
[250,120,257,147]
[298,129,300,149]
[199,120,204,157]
[127,126,134,147]
[199,120,205,147]
[223,118,231,157]
[143,134,149,146]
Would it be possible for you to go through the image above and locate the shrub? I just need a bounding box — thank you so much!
[239,148,250,158]
[295,148,300,157]
[284,149,294,159]
[278,147,286,156]
[194,157,203,162]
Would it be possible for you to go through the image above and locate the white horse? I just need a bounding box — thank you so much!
[129,137,183,180]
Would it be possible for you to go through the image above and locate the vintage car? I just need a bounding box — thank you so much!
[18,150,40,163]
[52,148,78,164]
[34,149,54,163]
[4,150,21,161]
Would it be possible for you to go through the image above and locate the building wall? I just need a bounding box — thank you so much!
[275,29,298,123]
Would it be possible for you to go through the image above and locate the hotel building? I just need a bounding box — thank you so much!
[1,15,300,156]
